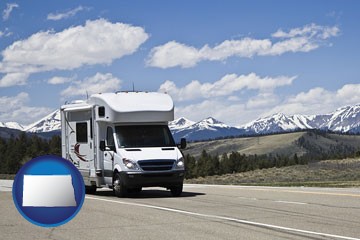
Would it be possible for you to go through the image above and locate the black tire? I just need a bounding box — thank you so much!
[113,172,127,198]
[170,185,183,197]
[129,187,142,193]
[85,185,97,194]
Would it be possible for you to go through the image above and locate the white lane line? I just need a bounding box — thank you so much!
[86,196,360,240]
[0,181,13,192]
[185,184,360,198]
[275,200,308,205]
[238,196,258,201]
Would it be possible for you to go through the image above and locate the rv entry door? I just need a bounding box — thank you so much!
[103,126,115,183]
[67,110,94,182]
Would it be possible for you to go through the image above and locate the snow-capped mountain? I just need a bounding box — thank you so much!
[242,104,360,134]
[171,117,244,142]
[242,113,315,134]
[0,122,25,131]
[0,103,359,141]
[24,110,61,133]
[323,105,360,132]
[168,117,195,131]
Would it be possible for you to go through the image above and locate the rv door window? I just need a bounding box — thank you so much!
[76,122,88,143]
[115,125,175,148]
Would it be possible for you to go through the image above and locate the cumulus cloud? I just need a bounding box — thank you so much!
[147,23,339,68]
[2,3,19,21]
[47,6,86,21]
[0,92,52,124]
[169,81,360,126]
[0,19,149,87]
[47,76,73,85]
[246,93,279,109]
[61,72,121,97]
[147,41,201,69]
[159,73,296,101]
[0,72,29,87]
[263,84,360,117]
[175,100,243,122]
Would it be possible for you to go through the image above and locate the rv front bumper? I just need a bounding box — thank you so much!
[119,170,185,188]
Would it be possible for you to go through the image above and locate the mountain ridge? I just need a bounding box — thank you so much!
[1,103,359,141]
[241,104,360,135]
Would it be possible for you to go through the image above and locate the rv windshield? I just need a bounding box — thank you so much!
[115,125,176,148]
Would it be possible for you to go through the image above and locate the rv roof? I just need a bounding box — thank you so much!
[89,92,173,112]
[61,101,91,111]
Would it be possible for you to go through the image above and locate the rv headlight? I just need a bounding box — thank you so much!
[123,158,139,170]
[175,157,185,169]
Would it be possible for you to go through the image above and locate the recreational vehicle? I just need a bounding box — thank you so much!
[61,92,186,197]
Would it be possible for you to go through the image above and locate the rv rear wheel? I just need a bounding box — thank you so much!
[170,185,183,197]
[113,172,127,197]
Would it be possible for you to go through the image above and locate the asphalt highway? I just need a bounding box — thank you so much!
[1,180,360,240]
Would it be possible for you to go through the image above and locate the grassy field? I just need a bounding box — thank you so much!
[0,174,15,180]
[184,131,360,158]
[185,158,360,187]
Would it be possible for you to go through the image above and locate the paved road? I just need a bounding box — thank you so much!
[1,180,360,240]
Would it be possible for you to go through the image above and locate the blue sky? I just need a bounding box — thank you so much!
[0,0,359,126]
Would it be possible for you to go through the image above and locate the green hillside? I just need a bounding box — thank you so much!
[186,158,360,187]
[184,131,360,159]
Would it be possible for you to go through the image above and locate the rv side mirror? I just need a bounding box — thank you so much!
[108,145,116,152]
[99,140,106,151]
[180,138,187,149]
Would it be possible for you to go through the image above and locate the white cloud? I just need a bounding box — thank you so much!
[0,19,149,87]
[159,73,296,101]
[0,92,52,125]
[246,93,279,109]
[47,6,86,21]
[147,41,201,69]
[289,87,333,104]
[2,3,19,21]
[200,38,272,60]
[0,28,13,38]
[170,82,360,126]
[61,72,121,97]
[261,37,318,56]
[0,92,28,112]
[271,23,339,39]
[335,84,360,104]
[0,72,29,87]
[147,24,339,68]
[264,84,360,117]
[47,76,73,85]
[175,100,243,123]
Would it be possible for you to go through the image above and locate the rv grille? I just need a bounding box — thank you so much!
[138,160,175,171]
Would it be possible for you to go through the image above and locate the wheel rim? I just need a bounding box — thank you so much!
[114,177,121,191]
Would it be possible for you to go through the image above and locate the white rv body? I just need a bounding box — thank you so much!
[61,92,185,197]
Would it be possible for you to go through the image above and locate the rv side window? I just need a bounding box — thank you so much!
[76,122,88,143]
[98,106,105,117]
[107,127,115,147]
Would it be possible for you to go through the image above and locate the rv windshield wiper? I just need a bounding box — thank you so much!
[161,147,175,151]
[124,148,142,151]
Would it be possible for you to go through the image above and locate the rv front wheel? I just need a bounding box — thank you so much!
[170,185,183,197]
[113,172,127,197]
